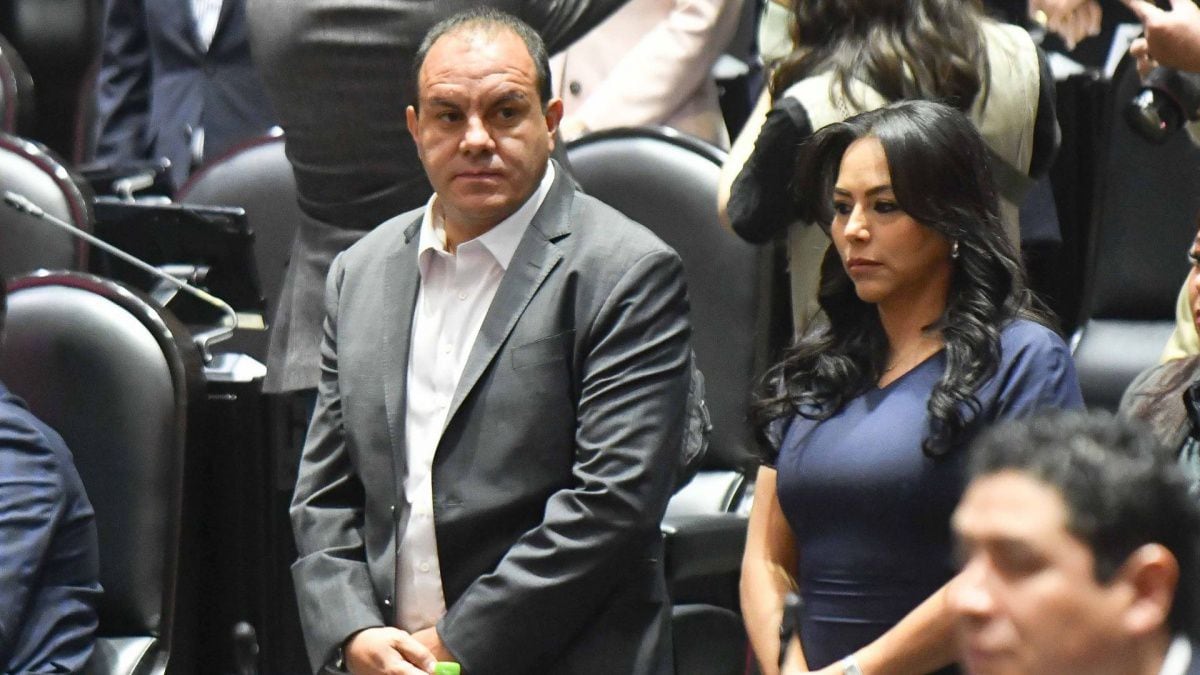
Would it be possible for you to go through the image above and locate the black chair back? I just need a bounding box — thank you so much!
[567,127,758,674]
[0,271,205,675]
[567,126,764,476]
[0,132,91,276]
[0,33,35,134]
[177,133,298,361]
[1072,57,1200,409]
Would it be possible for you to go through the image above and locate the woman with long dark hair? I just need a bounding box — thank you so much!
[718,0,1058,337]
[740,101,1083,675]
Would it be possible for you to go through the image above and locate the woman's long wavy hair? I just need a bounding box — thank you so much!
[771,0,990,112]
[757,101,1049,459]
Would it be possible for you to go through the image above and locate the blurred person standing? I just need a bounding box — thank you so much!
[92,0,277,192]
[550,0,745,148]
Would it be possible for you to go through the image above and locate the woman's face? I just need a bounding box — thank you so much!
[829,136,953,311]
[1188,230,1200,335]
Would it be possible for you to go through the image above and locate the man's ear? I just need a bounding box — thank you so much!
[406,105,421,156]
[544,98,564,150]
[1117,543,1180,637]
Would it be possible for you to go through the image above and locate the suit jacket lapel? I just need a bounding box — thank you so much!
[442,165,573,429]
[383,216,423,495]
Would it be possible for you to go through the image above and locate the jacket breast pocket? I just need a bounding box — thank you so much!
[511,329,574,370]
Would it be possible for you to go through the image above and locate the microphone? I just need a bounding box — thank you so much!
[2,189,238,361]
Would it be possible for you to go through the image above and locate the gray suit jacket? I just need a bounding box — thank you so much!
[246,0,633,393]
[291,164,689,674]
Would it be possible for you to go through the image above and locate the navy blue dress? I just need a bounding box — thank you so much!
[774,319,1083,671]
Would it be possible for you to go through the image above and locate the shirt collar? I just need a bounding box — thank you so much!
[1159,634,1192,675]
[416,162,556,273]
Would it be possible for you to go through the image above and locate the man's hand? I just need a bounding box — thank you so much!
[1124,0,1200,73]
[344,627,438,675]
[1032,0,1103,50]
[412,627,456,662]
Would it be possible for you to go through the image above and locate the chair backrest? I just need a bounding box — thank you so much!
[1071,57,1200,409]
[0,33,35,135]
[0,271,205,675]
[0,131,91,276]
[177,133,298,361]
[0,0,102,159]
[567,127,765,474]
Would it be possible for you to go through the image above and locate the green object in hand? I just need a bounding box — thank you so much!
[433,662,461,675]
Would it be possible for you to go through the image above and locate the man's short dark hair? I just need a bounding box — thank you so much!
[410,8,552,113]
[969,410,1200,639]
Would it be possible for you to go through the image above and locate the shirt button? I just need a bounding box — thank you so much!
[457,291,467,301]
[419,562,431,573]
[569,80,582,95]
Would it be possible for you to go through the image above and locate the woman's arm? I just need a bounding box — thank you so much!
[783,582,960,675]
[741,465,803,675]
[718,87,772,228]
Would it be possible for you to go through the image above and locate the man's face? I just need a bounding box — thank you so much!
[407,27,562,243]
[950,471,1131,675]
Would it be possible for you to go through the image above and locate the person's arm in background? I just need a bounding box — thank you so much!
[1029,46,1062,179]
[719,93,812,242]
[740,466,801,675]
[554,0,746,140]
[92,0,152,168]
[1125,0,1200,73]
[718,87,771,229]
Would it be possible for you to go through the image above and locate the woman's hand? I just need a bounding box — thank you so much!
[1032,0,1103,50]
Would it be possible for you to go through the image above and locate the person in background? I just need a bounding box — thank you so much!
[92,0,277,192]
[0,277,101,673]
[719,0,1058,337]
[951,410,1200,675]
[741,101,1082,675]
[550,0,745,148]
[1119,217,1200,489]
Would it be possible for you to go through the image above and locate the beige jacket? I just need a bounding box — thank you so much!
[550,0,745,148]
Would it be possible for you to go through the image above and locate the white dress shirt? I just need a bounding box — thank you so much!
[190,0,223,51]
[395,164,556,632]
[1160,635,1192,675]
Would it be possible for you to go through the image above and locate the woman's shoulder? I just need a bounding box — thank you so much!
[985,318,1084,412]
[998,318,1069,357]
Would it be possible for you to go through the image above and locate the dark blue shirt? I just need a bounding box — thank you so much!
[775,319,1083,670]
[0,382,100,674]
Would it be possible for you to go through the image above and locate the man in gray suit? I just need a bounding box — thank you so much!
[290,9,689,675]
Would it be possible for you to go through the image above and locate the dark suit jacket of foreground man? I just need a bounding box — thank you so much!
[291,161,690,675]
[246,0,633,395]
